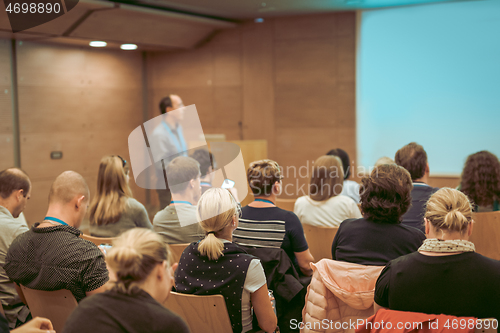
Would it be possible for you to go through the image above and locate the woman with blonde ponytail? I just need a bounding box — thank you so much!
[175,188,277,333]
[63,229,190,333]
[374,188,500,320]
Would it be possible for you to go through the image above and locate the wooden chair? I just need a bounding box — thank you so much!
[164,292,232,333]
[20,285,77,333]
[303,224,338,261]
[276,198,297,212]
[168,243,189,264]
[469,211,500,260]
[475,319,497,333]
[0,303,4,317]
[80,234,115,246]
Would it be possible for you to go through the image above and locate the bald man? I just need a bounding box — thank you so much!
[0,168,31,328]
[4,171,109,304]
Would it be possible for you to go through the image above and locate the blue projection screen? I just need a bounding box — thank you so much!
[357,0,500,175]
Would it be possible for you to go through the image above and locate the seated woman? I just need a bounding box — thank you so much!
[89,155,152,237]
[175,188,276,333]
[459,150,500,212]
[63,228,190,333]
[294,155,362,228]
[375,188,500,320]
[327,148,361,203]
[232,159,315,276]
[331,164,426,266]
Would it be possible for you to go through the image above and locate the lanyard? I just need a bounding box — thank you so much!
[200,182,211,187]
[161,121,187,155]
[254,198,275,205]
[44,216,69,226]
[170,200,193,206]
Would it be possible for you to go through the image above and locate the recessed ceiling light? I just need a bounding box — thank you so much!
[120,44,138,50]
[255,18,264,23]
[89,41,107,47]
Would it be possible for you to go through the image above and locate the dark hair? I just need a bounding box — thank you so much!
[159,95,173,115]
[326,148,350,179]
[395,142,428,181]
[247,159,282,197]
[360,164,413,223]
[190,149,215,177]
[165,156,200,193]
[460,151,500,207]
[309,155,344,201]
[0,168,30,199]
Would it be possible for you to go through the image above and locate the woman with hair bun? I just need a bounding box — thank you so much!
[175,188,277,333]
[89,155,152,237]
[63,228,190,333]
[331,164,426,265]
[374,188,500,320]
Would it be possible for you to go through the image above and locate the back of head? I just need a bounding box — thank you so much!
[197,188,240,260]
[310,155,344,201]
[48,171,89,205]
[395,142,427,181]
[190,149,215,177]
[106,228,169,294]
[165,156,200,193]
[326,148,351,179]
[425,188,472,234]
[90,155,133,225]
[159,95,173,114]
[374,156,395,167]
[0,168,30,199]
[247,159,282,197]
[460,151,500,207]
[360,164,413,223]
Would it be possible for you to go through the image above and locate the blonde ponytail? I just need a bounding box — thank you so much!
[196,188,240,261]
[425,188,472,234]
[106,228,168,294]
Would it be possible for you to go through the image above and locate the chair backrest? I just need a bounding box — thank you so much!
[168,243,189,264]
[475,319,498,333]
[276,198,297,212]
[303,224,338,261]
[0,304,4,317]
[469,211,500,260]
[80,234,115,246]
[20,285,77,333]
[164,292,232,333]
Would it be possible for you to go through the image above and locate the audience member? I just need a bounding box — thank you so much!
[175,188,277,333]
[0,314,54,333]
[294,155,361,228]
[233,160,314,276]
[331,164,426,266]
[5,171,109,302]
[375,188,500,320]
[191,148,216,195]
[151,94,187,209]
[0,169,30,328]
[63,228,190,333]
[89,155,152,237]
[395,142,438,232]
[326,148,360,203]
[459,150,500,212]
[153,156,203,244]
[374,156,395,167]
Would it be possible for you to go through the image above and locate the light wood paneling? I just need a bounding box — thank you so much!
[427,175,460,189]
[0,39,14,170]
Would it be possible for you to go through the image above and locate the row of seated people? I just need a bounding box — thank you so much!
[1,141,500,331]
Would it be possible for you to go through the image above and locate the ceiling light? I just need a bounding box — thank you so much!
[255,18,264,23]
[120,44,138,50]
[89,41,107,47]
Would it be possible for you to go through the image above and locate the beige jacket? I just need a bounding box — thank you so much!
[301,259,384,333]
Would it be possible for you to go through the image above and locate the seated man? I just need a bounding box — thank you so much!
[395,142,439,233]
[233,159,315,277]
[5,171,108,302]
[0,168,31,328]
[153,156,203,244]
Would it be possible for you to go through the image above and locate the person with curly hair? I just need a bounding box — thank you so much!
[331,164,426,266]
[459,151,500,212]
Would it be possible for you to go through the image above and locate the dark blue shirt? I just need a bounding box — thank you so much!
[402,183,439,233]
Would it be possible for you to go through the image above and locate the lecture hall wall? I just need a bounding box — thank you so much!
[0,12,356,223]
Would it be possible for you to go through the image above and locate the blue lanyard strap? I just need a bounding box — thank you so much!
[200,182,211,187]
[161,121,188,156]
[170,200,193,206]
[44,216,69,226]
[254,198,275,205]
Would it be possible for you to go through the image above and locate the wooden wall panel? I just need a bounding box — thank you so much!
[16,42,145,224]
[147,12,356,200]
[0,39,14,171]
